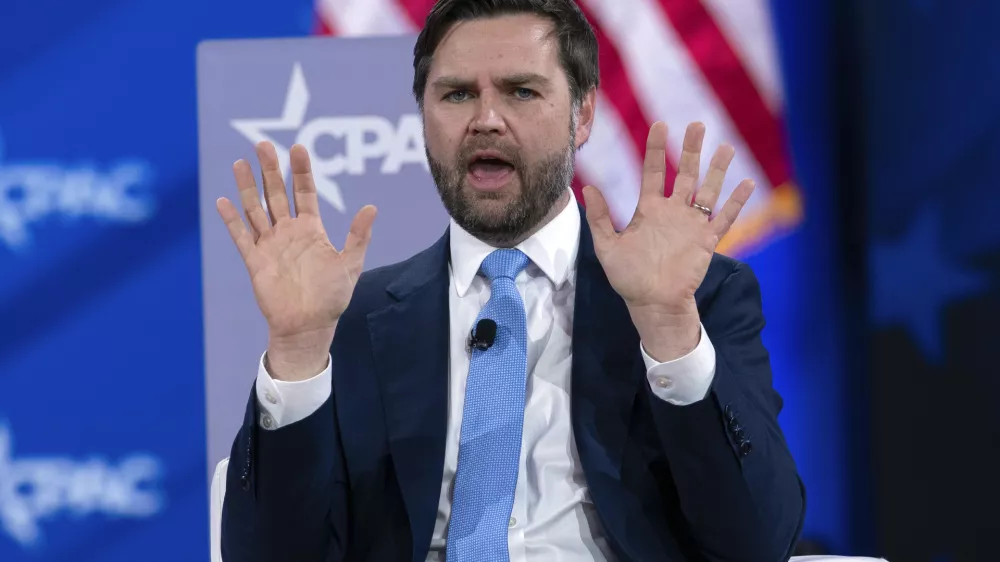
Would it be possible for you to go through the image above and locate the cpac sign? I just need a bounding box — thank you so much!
[0,129,156,252]
[231,63,428,213]
[0,423,164,549]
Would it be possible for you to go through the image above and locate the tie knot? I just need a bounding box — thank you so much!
[479,249,530,282]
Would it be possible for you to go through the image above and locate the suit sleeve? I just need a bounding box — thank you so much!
[220,378,349,561]
[646,262,806,562]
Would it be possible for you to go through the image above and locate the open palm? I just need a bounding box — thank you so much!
[216,141,377,340]
[582,122,755,310]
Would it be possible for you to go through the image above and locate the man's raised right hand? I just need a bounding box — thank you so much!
[216,141,377,381]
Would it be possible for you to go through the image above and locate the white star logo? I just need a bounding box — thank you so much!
[230,62,346,212]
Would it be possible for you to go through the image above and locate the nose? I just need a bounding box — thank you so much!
[469,90,508,136]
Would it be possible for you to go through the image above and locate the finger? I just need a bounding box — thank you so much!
[233,159,271,238]
[713,179,756,238]
[216,197,255,261]
[256,141,292,223]
[695,143,736,211]
[581,185,617,243]
[343,205,378,267]
[640,122,669,199]
[290,144,320,217]
[671,122,706,203]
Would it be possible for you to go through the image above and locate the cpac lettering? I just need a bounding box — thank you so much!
[0,161,155,251]
[291,115,427,212]
[0,424,164,547]
[295,114,427,177]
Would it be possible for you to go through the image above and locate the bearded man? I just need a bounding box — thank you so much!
[216,1,806,560]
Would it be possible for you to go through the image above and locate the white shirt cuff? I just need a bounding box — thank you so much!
[255,351,333,430]
[640,323,716,405]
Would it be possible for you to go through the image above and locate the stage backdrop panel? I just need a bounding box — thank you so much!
[197,35,450,478]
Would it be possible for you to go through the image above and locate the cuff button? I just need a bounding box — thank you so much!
[655,377,673,389]
[724,404,737,421]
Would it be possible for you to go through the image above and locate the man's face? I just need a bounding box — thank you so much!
[422,14,594,246]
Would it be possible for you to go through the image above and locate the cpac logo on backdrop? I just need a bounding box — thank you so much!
[231,62,428,213]
[0,130,156,251]
[0,422,164,548]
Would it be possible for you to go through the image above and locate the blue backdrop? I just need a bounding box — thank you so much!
[859,1,1000,560]
[0,1,865,559]
[754,0,862,554]
[0,1,315,559]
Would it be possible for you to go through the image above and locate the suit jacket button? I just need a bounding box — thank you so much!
[240,475,250,491]
[729,419,742,431]
[734,429,746,442]
[725,405,737,422]
[740,441,753,457]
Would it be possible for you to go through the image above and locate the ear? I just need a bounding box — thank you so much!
[574,88,597,150]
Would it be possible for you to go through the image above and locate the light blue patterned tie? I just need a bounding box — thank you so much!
[447,248,530,562]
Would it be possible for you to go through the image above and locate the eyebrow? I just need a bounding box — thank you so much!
[430,73,552,90]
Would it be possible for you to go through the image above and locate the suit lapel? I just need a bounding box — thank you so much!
[570,206,643,553]
[364,210,643,559]
[367,230,452,562]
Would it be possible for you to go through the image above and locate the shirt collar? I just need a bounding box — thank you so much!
[450,191,580,297]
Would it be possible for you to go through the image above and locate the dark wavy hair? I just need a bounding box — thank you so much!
[411,0,601,108]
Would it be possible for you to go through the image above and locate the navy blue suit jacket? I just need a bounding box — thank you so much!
[221,206,806,562]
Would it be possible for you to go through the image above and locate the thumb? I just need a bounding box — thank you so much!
[582,185,616,245]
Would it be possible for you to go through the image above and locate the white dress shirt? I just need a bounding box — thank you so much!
[254,194,717,562]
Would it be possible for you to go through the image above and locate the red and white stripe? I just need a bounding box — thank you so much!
[314,0,799,256]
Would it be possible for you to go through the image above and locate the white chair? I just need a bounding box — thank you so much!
[210,458,886,562]
[210,458,229,562]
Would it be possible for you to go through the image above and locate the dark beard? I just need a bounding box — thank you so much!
[427,138,576,247]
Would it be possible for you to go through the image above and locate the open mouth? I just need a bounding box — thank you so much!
[468,155,515,183]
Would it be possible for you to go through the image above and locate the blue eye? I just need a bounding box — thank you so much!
[446,90,471,102]
[514,88,536,100]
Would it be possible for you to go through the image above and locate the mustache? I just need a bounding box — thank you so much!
[457,140,524,169]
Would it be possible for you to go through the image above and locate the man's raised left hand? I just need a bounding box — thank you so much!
[581,121,755,362]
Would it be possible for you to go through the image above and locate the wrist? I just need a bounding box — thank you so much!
[628,300,701,362]
[266,325,336,382]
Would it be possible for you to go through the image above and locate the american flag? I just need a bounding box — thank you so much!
[313,0,802,257]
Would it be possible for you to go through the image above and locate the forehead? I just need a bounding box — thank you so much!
[429,14,563,80]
